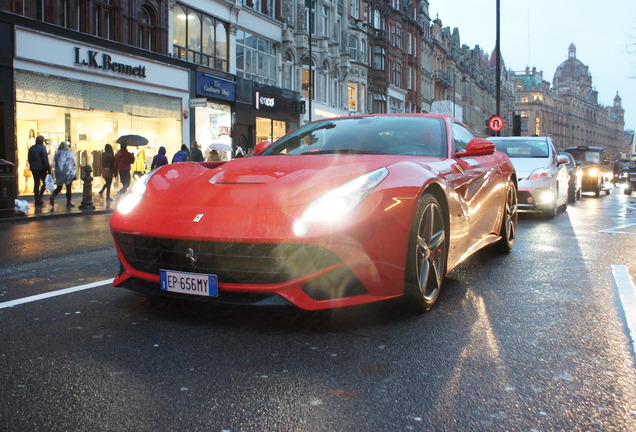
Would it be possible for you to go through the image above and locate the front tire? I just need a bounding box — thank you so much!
[404,193,447,311]
[495,181,518,253]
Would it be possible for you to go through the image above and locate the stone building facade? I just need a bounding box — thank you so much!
[514,44,625,158]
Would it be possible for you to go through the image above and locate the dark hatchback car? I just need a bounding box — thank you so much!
[562,145,612,197]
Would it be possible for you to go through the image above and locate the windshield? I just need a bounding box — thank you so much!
[490,139,549,158]
[260,116,447,157]
[566,150,601,165]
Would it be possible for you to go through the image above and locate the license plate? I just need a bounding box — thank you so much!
[160,269,218,297]
[630,177,636,182]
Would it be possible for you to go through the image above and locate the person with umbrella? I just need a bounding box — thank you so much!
[114,143,135,198]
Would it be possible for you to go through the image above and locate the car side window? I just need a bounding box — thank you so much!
[451,123,475,154]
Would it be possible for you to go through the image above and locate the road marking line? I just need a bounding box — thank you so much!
[0,279,114,310]
[612,265,636,360]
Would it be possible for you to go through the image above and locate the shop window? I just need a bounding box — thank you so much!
[256,118,287,144]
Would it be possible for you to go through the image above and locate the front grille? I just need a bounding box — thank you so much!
[116,233,340,285]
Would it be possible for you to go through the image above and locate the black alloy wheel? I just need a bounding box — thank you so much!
[495,180,518,253]
[404,193,447,311]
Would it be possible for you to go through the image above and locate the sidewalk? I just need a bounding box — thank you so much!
[1,191,115,223]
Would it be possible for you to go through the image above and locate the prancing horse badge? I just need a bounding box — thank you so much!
[193,214,204,223]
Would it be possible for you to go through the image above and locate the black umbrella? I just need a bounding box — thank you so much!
[116,134,149,147]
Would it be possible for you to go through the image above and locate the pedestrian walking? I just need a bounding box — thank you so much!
[172,144,189,163]
[190,141,204,162]
[98,144,115,202]
[49,142,76,208]
[151,146,169,170]
[27,135,51,206]
[114,144,135,198]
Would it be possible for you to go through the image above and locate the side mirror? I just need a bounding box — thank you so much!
[557,154,569,165]
[456,138,495,158]
[254,140,272,156]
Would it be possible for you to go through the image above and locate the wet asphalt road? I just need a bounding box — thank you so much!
[0,190,635,431]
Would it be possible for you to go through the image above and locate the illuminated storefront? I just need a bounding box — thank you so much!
[9,27,189,196]
[234,79,302,151]
[193,72,235,160]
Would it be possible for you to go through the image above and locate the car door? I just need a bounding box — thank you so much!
[449,123,504,249]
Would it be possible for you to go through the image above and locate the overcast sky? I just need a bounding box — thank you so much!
[428,0,636,131]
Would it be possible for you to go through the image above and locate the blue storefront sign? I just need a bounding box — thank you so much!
[196,72,236,102]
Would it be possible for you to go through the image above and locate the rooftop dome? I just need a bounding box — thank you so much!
[553,43,592,90]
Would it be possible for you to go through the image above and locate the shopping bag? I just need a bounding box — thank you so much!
[45,174,55,191]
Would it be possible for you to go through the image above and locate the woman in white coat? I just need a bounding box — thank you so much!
[50,142,77,208]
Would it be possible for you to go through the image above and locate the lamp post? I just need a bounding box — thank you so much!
[495,0,501,118]
[308,0,313,122]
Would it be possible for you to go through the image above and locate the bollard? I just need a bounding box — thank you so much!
[79,165,95,211]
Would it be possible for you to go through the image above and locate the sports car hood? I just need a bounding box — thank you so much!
[509,157,549,179]
[144,155,401,209]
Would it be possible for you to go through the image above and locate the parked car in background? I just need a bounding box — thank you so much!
[559,151,582,202]
[619,158,636,195]
[110,114,518,312]
[562,145,612,197]
[490,136,569,218]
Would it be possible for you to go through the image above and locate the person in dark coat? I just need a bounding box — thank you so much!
[98,144,115,202]
[27,135,51,206]
[151,146,169,170]
[114,144,136,198]
[172,144,189,163]
[190,141,204,162]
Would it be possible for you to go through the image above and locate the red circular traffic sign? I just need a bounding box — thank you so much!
[488,116,504,132]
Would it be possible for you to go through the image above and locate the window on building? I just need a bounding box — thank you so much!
[373,9,381,29]
[91,0,115,40]
[172,5,229,71]
[348,82,358,111]
[60,0,80,30]
[406,33,413,55]
[137,4,156,51]
[350,0,359,19]
[373,46,385,70]
[237,30,277,85]
[391,25,401,49]
[283,51,295,91]
[306,0,316,33]
[321,5,330,36]
[348,35,358,60]
[407,66,412,89]
[391,61,402,87]
[319,61,329,103]
[23,0,44,20]
[302,57,315,99]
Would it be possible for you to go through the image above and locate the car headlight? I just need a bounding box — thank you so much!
[301,168,389,223]
[587,167,599,177]
[116,172,154,215]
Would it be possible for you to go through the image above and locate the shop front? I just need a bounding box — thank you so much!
[193,72,236,161]
[11,27,189,196]
[234,79,302,152]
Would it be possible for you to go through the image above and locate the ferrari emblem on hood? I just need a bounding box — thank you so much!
[193,214,204,222]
